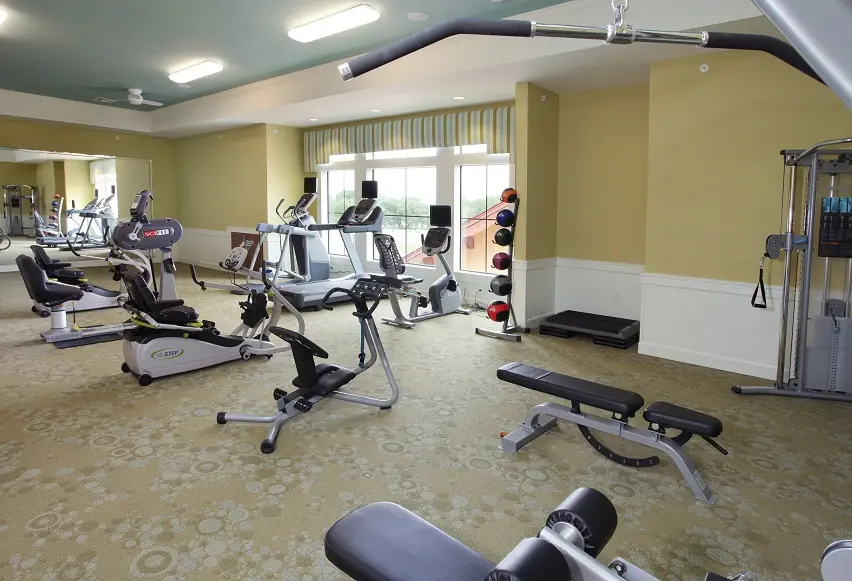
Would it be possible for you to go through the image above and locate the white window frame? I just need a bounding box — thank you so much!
[317,147,513,284]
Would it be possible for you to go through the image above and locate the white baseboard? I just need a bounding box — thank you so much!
[639,273,785,380]
[555,258,644,321]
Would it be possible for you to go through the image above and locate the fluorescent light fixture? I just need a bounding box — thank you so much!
[288,4,380,43]
[371,109,381,112]
[309,118,319,121]
[0,11,7,26]
[168,61,223,84]
[453,96,465,100]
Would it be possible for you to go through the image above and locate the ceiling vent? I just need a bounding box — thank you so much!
[94,96,118,104]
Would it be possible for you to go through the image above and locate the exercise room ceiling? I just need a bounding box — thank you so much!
[0,0,569,109]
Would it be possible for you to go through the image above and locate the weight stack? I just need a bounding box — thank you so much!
[804,314,851,393]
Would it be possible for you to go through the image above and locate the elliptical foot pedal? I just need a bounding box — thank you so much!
[294,399,313,413]
[273,388,287,400]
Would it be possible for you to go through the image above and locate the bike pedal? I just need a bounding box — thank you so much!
[273,388,287,400]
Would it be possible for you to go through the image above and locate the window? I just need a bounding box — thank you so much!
[370,166,437,265]
[316,144,512,275]
[93,174,118,216]
[322,169,355,255]
[457,163,512,274]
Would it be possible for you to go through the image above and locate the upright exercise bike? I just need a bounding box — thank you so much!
[379,205,469,329]
[217,275,402,453]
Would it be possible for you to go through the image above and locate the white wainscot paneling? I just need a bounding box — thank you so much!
[639,273,786,380]
[511,258,558,328]
[555,258,644,321]
[176,228,248,269]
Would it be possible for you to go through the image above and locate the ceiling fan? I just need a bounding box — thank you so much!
[127,88,164,107]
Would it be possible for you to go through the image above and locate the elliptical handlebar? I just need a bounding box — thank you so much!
[320,287,356,311]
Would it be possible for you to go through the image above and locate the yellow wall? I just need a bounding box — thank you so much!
[0,162,38,189]
[514,82,560,260]
[646,51,852,283]
[558,85,649,264]
[0,117,175,220]
[35,163,56,215]
[266,125,305,223]
[116,158,152,218]
[63,160,93,213]
[173,125,268,230]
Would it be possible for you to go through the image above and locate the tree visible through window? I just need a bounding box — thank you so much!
[324,169,355,255]
[370,167,437,265]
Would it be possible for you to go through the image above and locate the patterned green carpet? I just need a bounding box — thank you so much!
[0,265,849,580]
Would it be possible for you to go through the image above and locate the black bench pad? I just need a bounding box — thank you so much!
[325,502,494,581]
[497,362,645,417]
[644,402,723,438]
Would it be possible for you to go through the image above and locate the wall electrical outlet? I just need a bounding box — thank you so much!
[613,292,621,302]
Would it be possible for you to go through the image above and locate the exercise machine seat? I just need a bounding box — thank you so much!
[16,255,84,307]
[643,402,723,438]
[497,362,644,417]
[325,502,494,581]
[124,273,199,324]
[311,363,358,396]
[31,245,85,279]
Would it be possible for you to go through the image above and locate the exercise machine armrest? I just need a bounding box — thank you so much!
[268,326,329,359]
[150,299,185,311]
[308,223,344,231]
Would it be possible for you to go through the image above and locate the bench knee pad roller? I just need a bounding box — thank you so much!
[486,537,573,581]
[545,487,617,558]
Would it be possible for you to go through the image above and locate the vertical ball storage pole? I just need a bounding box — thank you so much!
[476,188,530,342]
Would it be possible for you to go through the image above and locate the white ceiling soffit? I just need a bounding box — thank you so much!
[0,0,762,138]
[0,89,152,134]
[0,148,112,163]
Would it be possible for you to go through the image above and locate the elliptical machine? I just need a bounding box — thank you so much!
[216,275,401,453]
[379,205,469,329]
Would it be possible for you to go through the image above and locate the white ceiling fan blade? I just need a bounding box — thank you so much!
[141,99,164,107]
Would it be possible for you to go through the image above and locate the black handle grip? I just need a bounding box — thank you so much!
[341,18,534,80]
[320,287,354,310]
[704,32,824,85]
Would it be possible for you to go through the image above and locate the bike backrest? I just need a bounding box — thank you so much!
[373,234,405,277]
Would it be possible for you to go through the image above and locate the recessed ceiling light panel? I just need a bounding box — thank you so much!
[371,109,381,112]
[309,118,319,121]
[288,4,380,43]
[168,61,223,84]
[453,96,465,100]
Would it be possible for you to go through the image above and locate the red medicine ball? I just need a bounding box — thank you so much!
[492,252,511,270]
[487,300,511,322]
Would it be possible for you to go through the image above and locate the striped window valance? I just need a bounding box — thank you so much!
[304,105,515,171]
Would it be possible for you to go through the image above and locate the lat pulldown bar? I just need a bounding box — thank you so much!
[337,1,824,86]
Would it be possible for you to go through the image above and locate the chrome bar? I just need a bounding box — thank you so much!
[823,174,838,312]
[632,29,708,45]
[532,23,609,41]
[793,138,852,164]
[776,165,798,388]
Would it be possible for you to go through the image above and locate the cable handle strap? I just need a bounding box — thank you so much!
[752,254,768,309]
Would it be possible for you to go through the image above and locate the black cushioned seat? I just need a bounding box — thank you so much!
[17,255,84,307]
[123,273,199,324]
[325,502,494,581]
[643,402,723,438]
[313,363,357,396]
[498,362,645,417]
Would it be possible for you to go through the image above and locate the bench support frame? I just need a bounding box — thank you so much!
[501,402,717,504]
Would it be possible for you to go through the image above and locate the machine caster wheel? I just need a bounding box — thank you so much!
[266,354,273,360]
[216,412,227,425]
[121,363,130,373]
[260,440,276,454]
[39,309,50,318]
[239,346,251,361]
[138,374,153,387]
[313,305,322,312]
[31,306,38,313]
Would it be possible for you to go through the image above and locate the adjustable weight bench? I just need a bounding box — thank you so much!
[498,362,727,504]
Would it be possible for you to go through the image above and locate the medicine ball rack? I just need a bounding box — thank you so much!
[476,189,529,342]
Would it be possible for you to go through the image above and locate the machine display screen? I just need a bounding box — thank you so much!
[353,199,375,218]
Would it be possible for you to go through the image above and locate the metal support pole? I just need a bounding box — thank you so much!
[776,165,798,388]
[822,174,837,312]
[793,156,822,390]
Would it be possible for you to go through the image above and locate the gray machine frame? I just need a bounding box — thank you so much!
[501,401,717,504]
[734,140,852,401]
[218,281,400,452]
